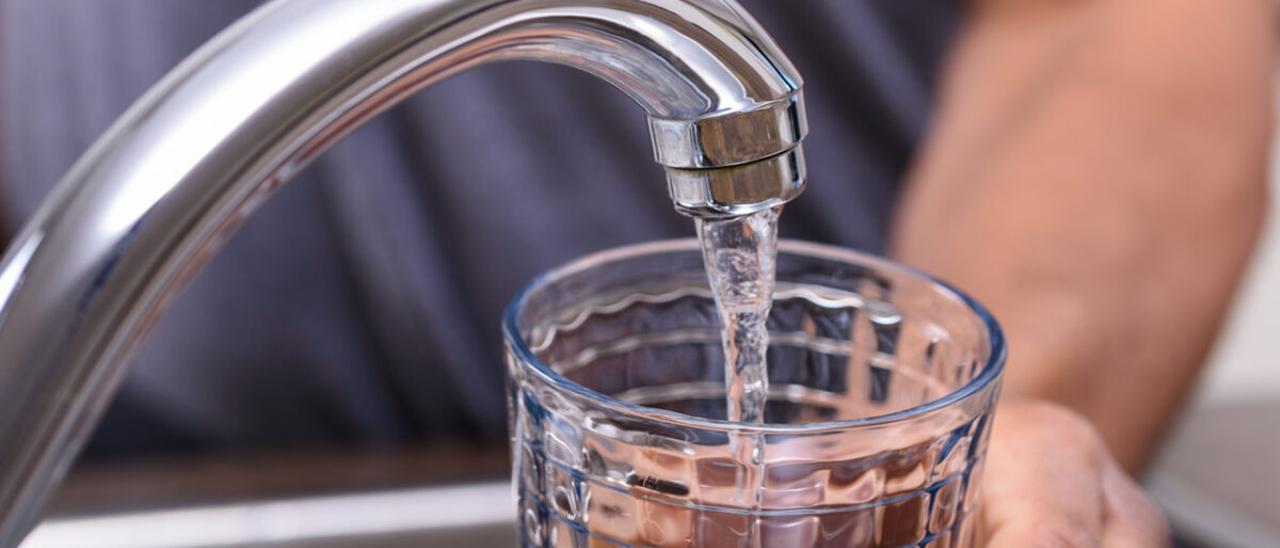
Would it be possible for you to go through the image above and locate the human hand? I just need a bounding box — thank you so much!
[980,399,1170,547]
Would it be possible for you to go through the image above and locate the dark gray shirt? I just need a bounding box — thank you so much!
[0,1,959,457]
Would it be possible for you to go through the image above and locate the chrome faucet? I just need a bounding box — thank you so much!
[0,0,806,543]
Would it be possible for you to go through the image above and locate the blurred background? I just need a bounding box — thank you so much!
[1145,149,1280,546]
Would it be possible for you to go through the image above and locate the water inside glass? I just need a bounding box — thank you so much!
[505,241,1004,547]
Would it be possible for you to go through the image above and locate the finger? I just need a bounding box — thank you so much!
[982,401,1106,547]
[1101,461,1171,547]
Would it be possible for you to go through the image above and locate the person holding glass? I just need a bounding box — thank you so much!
[1,0,1272,544]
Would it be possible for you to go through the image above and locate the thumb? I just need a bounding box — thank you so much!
[982,401,1107,547]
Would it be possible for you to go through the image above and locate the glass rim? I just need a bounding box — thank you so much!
[502,238,1006,434]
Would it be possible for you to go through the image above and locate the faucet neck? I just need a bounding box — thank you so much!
[0,1,805,543]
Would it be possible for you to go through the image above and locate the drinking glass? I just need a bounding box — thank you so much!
[504,239,1005,547]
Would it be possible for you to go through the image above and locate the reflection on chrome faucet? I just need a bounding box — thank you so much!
[0,0,807,544]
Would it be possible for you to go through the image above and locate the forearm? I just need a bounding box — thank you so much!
[892,0,1275,471]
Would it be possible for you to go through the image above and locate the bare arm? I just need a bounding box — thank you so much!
[893,0,1275,472]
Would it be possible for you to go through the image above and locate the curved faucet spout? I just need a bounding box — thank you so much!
[0,0,806,543]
